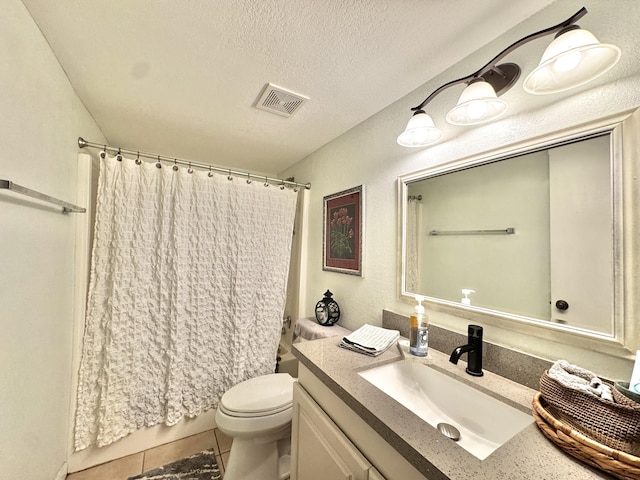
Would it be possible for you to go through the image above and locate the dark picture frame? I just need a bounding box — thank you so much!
[323,185,364,276]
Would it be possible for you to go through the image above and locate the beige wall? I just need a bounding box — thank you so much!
[281,0,640,380]
[412,150,550,320]
[0,1,106,479]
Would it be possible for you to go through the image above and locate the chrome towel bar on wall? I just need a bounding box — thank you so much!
[429,228,515,236]
[0,179,86,214]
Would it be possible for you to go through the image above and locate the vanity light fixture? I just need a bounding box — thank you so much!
[523,25,621,94]
[396,109,443,147]
[397,7,621,148]
[445,78,508,126]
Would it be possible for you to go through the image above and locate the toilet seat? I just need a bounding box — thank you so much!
[219,373,295,418]
[215,403,293,436]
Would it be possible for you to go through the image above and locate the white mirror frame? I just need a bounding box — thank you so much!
[398,108,640,360]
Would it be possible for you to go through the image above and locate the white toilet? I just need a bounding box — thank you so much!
[215,373,295,480]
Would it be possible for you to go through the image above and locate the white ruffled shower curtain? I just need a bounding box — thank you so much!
[74,153,298,450]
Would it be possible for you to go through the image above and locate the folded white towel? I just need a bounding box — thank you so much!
[340,324,400,357]
[548,359,613,401]
[293,317,351,342]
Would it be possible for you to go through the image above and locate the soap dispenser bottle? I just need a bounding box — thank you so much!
[461,289,475,305]
[410,295,428,357]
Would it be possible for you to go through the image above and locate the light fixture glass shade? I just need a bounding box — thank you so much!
[397,110,443,147]
[445,80,508,126]
[523,28,621,95]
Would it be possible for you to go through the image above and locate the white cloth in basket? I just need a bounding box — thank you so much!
[549,359,613,401]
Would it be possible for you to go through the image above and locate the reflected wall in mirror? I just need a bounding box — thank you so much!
[400,130,619,337]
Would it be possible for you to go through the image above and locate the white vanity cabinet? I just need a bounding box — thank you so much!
[293,364,431,480]
[291,382,383,480]
[368,467,386,480]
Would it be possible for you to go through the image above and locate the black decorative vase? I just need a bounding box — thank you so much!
[315,290,341,326]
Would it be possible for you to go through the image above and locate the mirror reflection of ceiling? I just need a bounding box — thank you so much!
[405,133,613,335]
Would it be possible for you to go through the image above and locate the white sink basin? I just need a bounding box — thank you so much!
[358,360,533,460]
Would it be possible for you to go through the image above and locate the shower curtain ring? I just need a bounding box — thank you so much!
[188,162,194,174]
[246,173,252,184]
[156,156,162,168]
[264,176,269,187]
[100,145,106,159]
[135,151,141,165]
[280,181,285,190]
[116,148,122,161]
[173,159,179,171]
[208,166,214,177]
[227,170,233,181]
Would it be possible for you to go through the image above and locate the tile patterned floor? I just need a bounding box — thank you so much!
[66,429,231,480]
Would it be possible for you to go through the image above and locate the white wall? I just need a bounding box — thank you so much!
[281,0,640,380]
[0,1,106,479]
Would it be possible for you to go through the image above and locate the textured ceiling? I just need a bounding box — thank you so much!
[22,0,557,175]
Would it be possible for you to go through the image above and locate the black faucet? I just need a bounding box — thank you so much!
[449,325,484,377]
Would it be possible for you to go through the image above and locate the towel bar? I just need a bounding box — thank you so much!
[0,179,86,214]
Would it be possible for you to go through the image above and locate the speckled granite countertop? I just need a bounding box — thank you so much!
[293,337,609,480]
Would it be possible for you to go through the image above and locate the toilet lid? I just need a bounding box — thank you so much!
[220,373,294,417]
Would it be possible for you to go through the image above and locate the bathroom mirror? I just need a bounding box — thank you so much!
[399,109,640,355]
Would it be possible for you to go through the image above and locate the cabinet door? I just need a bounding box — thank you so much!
[368,466,386,480]
[291,382,370,480]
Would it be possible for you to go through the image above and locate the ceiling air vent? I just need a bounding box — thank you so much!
[255,83,309,117]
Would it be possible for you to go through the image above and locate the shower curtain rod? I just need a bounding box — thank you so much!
[77,137,311,190]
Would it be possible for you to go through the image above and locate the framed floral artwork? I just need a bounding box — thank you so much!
[323,185,364,276]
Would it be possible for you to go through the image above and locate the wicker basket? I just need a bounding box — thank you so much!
[540,371,640,456]
[533,392,640,480]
